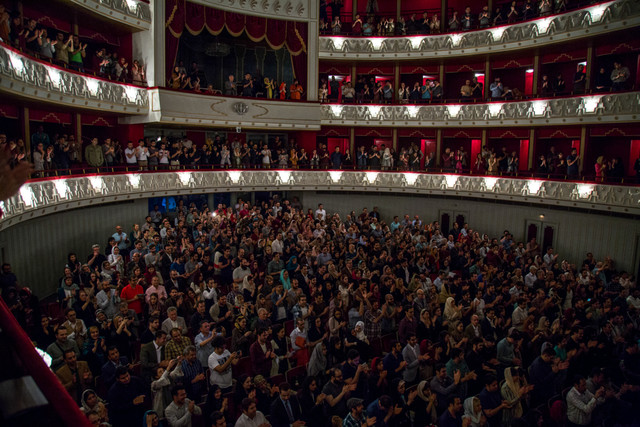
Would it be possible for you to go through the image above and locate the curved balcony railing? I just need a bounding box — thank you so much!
[1,170,638,230]
[320,92,640,127]
[0,44,149,114]
[186,0,312,21]
[319,0,640,59]
[67,0,151,30]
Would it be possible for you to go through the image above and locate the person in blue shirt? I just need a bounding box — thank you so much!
[366,395,397,427]
[382,341,406,382]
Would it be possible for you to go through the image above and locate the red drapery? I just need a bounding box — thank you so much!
[165,0,307,92]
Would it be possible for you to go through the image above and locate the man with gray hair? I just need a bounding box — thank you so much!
[162,306,188,336]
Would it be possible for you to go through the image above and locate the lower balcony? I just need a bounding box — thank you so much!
[1,170,638,230]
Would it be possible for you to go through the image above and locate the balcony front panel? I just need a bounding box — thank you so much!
[67,0,152,31]
[320,92,640,127]
[0,44,149,114]
[319,0,640,60]
[185,0,313,21]
[122,88,321,130]
[1,171,638,230]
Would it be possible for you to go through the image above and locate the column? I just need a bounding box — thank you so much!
[579,126,587,175]
[306,13,319,102]
[351,64,357,87]
[435,129,442,166]
[484,58,491,99]
[441,0,447,33]
[528,129,535,171]
[532,53,540,95]
[132,0,164,86]
[255,47,266,74]
[392,129,398,151]
[481,129,487,152]
[439,65,444,90]
[20,107,30,155]
[396,0,402,21]
[236,46,247,83]
[73,113,82,162]
[350,128,355,155]
[394,62,400,102]
[585,44,594,92]
[353,0,358,20]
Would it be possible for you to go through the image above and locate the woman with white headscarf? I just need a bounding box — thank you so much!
[501,367,532,426]
[443,296,462,323]
[462,396,486,426]
[345,320,370,361]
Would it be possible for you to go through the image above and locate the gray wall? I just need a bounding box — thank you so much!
[2,192,639,298]
[296,192,640,274]
[0,199,148,297]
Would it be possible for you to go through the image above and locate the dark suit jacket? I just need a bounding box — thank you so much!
[139,341,165,382]
[56,361,93,399]
[270,395,303,427]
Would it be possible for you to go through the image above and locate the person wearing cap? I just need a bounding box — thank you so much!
[343,397,375,427]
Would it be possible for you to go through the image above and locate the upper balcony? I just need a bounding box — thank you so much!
[0,43,149,115]
[320,91,640,128]
[186,0,313,22]
[1,170,638,231]
[63,0,152,31]
[319,0,640,60]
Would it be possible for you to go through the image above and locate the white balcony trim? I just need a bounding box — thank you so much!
[319,0,640,60]
[1,171,638,230]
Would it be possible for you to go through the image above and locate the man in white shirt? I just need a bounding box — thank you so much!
[315,203,326,221]
[566,376,605,426]
[124,141,137,165]
[235,398,270,427]
[208,336,239,393]
[271,234,284,254]
[524,267,537,288]
[136,139,149,169]
[165,385,202,427]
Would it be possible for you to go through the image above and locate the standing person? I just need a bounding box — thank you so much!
[107,366,149,427]
[279,81,287,100]
[208,335,240,393]
[165,385,202,427]
[566,376,605,427]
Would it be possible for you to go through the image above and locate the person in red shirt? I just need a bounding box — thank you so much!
[120,278,145,315]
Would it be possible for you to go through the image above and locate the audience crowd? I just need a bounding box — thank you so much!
[320,0,600,36]
[168,62,304,101]
[2,191,640,427]
[5,128,639,182]
[0,5,147,85]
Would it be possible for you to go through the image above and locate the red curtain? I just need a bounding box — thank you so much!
[168,0,307,95]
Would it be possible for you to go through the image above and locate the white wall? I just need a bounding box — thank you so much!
[296,192,640,274]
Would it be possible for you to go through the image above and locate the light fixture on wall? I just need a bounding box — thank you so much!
[539,214,545,219]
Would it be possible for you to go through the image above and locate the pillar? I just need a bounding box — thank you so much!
[441,0,447,33]
[306,13,319,102]
[484,58,491,99]
[481,129,488,151]
[435,129,442,166]
[532,53,540,95]
[133,0,165,86]
[353,0,358,20]
[528,129,535,171]
[73,113,82,161]
[235,46,247,84]
[439,64,444,89]
[255,47,266,74]
[20,107,30,155]
[392,129,398,151]
[585,44,594,92]
[396,0,401,22]
[394,62,400,102]
[579,126,587,175]
[350,128,355,155]
[351,64,356,87]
